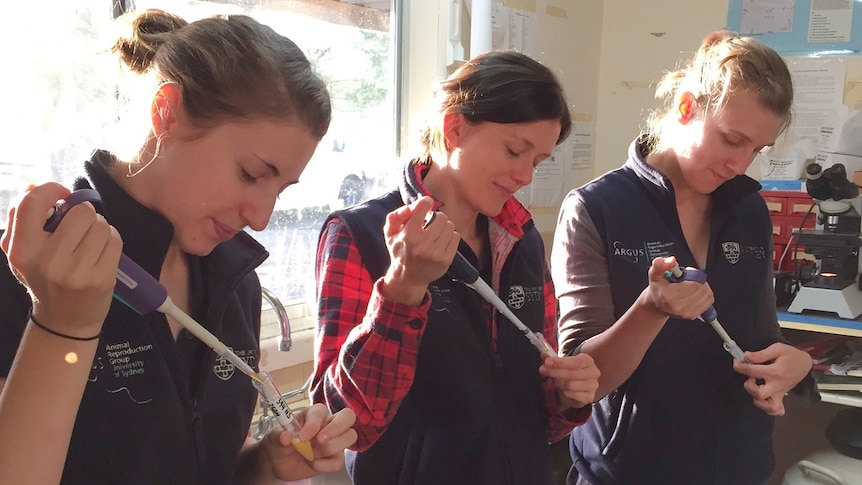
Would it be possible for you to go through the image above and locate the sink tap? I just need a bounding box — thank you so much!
[261,287,291,352]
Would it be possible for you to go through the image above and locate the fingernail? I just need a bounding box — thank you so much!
[663,256,675,264]
[25,184,36,192]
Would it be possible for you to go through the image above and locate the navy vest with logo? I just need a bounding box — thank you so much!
[571,161,776,485]
[328,190,556,485]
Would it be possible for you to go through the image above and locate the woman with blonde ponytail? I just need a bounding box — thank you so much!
[551,31,816,485]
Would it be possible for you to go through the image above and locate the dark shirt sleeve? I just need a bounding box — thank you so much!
[311,218,430,451]
[0,250,33,377]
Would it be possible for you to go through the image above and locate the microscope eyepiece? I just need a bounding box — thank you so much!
[806,163,823,179]
[805,163,832,200]
[805,163,859,201]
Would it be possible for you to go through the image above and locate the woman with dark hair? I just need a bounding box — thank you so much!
[0,9,355,484]
[312,50,600,485]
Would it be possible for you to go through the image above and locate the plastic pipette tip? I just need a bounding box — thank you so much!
[292,439,314,461]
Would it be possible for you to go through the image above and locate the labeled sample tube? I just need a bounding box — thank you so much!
[252,371,314,461]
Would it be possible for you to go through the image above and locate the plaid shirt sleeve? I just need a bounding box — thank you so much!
[312,218,430,451]
[542,259,592,443]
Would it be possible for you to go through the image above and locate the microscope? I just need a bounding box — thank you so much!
[788,163,862,319]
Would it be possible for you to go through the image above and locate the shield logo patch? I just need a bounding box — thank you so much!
[508,285,526,309]
[722,242,740,264]
[213,353,235,380]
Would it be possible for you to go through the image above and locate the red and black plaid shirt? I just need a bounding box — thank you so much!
[312,166,588,451]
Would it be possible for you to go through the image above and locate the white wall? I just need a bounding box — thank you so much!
[594,0,730,176]
[400,0,604,174]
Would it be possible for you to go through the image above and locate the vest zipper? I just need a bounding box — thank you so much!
[191,397,207,463]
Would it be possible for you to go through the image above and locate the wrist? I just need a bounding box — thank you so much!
[380,273,427,306]
[635,290,670,320]
[29,310,103,342]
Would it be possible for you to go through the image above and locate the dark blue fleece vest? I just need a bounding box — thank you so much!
[571,164,776,485]
[328,190,555,485]
[0,153,265,485]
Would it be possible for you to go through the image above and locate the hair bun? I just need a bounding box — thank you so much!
[112,9,188,74]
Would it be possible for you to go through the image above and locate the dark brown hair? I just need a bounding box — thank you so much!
[421,50,572,157]
[112,9,331,140]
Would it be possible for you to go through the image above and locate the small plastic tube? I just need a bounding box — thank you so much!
[252,371,314,461]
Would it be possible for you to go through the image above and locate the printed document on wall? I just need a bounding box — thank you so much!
[569,121,594,174]
[525,144,567,208]
[786,56,845,143]
[728,0,862,55]
[491,3,538,58]
[516,123,595,208]
[740,0,795,35]
[808,0,852,43]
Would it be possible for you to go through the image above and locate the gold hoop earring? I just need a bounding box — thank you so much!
[127,133,165,178]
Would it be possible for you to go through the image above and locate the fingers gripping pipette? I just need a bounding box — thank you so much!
[43,190,260,376]
[422,210,554,358]
[664,261,751,363]
[44,190,314,460]
[447,251,556,359]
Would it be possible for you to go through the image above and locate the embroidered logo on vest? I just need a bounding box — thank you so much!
[721,242,766,264]
[96,340,156,405]
[613,241,646,262]
[508,285,526,309]
[722,242,741,264]
[213,347,257,381]
[507,285,542,309]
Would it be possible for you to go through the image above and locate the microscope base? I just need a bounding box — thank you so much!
[788,284,862,319]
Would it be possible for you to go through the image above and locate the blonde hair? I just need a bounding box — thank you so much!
[646,30,792,151]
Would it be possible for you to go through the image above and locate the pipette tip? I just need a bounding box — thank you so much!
[293,439,314,461]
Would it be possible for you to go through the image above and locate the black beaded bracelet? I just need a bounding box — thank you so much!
[29,313,102,342]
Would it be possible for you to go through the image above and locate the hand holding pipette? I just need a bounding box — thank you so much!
[253,371,315,461]
[435,215,598,406]
[43,189,315,459]
[663,260,750,363]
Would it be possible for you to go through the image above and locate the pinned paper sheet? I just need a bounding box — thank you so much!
[817,104,862,157]
[759,138,817,180]
[815,104,862,174]
[492,2,538,57]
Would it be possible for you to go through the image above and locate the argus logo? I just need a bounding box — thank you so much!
[613,241,646,263]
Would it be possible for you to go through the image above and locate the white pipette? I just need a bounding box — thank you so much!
[448,251,555,359]
[45,189,315,459]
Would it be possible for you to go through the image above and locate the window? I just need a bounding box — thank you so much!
[2,0,399,338]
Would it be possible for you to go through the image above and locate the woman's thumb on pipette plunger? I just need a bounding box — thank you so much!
[649,256,677,282]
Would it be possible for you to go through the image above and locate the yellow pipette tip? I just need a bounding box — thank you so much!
[248,372,262,383]
[293,438,314,461]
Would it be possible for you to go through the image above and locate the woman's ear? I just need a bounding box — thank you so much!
[676,91,698,124]
[150,82,183,136]
[442,112,463,152]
